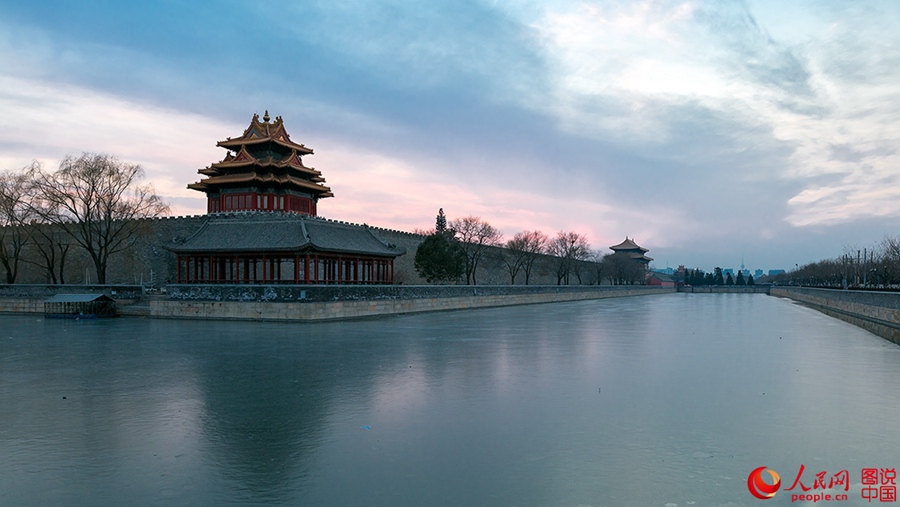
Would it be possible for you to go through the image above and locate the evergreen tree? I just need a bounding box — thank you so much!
[713,267,725,285]
[435,208,447,233]
[414,231,465,283]
[736,271,746,285]
[704,272,715,285]
[747,273,755,285]
[693,269,705,285]
[725,272,734,285]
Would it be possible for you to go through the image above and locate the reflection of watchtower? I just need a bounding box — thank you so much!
[609,237,653,265]
[188,111,333,215]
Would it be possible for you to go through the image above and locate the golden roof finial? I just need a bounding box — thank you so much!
[263,110,270,122]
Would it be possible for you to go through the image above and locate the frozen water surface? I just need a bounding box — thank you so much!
[1,293,899,506]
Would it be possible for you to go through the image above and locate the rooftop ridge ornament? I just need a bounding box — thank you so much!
[263,110,270,122]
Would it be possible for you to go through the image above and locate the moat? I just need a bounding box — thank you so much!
[2,293,899,506]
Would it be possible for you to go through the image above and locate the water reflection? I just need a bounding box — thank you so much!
[1,294,899,506]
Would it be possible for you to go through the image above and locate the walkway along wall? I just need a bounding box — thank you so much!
[770,287,900,345]
[151,285,674,321]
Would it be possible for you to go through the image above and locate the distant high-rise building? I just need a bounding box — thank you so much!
[768,269,786,276]
[755,269,764,278]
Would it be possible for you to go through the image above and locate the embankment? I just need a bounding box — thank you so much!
[153,284,674,321]
[678,286,770,293]
[0,284,673,321]
[770,287,900,345]
[0,284,143,314]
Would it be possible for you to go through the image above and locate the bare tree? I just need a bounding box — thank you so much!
[27,223,72,284]
[602,251,647,285]
[590,249,612,285]
[450,215,503,285]
[503,230,548,285]
[31,153,169,284]
[548,231,591,285]
[0,165,35,283]
[878,235,900,287]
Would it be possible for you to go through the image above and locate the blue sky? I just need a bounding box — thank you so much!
[2,0,899,273]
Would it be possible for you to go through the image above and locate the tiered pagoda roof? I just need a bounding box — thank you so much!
[610,237,653,263]
[172,212,404,258]
[188,111,333,200]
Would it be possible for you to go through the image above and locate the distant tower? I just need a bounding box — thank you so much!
[609,237,653,265]
[188,111,333,215]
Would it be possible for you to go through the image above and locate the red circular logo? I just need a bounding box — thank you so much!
[748,466,781,500]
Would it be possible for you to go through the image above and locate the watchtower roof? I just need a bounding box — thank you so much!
[217,111,314,155]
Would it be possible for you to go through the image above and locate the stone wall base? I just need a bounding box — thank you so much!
[770,287,900,345]
[150,286,674,321]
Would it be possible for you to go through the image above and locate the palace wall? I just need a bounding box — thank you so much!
[370,227,604,286]
[11,215,208,286]
[7,214,608,287]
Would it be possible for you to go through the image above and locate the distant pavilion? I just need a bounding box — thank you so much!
[173,112,403,284]
[609,237,653,265]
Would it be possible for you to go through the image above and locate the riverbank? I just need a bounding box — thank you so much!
[152,285,674,321]
[677,285,769,293]
[770,287,900,345]
[0,284,674,322]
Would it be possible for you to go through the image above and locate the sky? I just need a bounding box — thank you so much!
[1,0,899,273]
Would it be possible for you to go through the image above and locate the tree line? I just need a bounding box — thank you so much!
[414,209,649,285]
[771,236,900,289]
[0,154,168,284]
[683,267,755,286]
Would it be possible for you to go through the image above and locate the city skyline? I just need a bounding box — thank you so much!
[2,1,899,272]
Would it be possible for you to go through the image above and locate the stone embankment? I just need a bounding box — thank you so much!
[0,283,673,321]
[678,286,770,293]
[152,284,674,321]
[770,287,900,345]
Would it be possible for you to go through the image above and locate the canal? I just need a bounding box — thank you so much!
[1,293,898,506]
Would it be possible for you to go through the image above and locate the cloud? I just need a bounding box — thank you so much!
[0,73,228,214]
[4,0,900,270]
